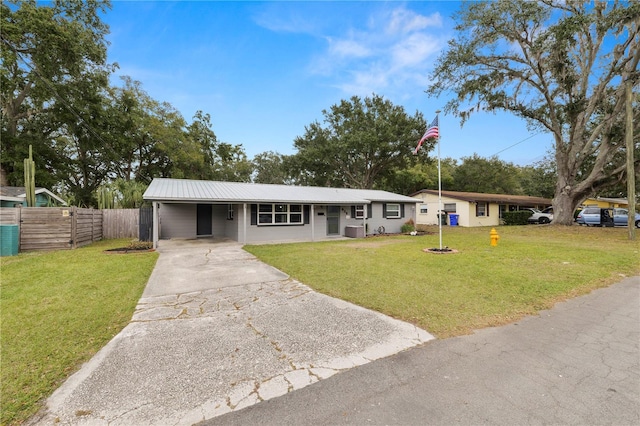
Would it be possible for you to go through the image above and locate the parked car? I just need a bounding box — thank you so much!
[524,208,553,224]
[576,207,640,228]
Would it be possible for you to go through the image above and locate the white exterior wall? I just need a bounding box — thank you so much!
[414,193,459,226]
[464,203,501,227]
[413,194,501,227]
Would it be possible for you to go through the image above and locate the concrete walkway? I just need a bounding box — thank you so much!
[31,239,433,425]
[203,275,640,426]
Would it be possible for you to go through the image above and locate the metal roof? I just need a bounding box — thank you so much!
[144,178,419,204]
[0,186,67,205]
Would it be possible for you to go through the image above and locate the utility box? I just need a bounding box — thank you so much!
[345,225,365,238]
[0,225,19,256]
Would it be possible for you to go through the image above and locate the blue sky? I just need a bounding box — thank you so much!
[101,1,554,165]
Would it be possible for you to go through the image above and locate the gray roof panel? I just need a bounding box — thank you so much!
[144,178,419,204]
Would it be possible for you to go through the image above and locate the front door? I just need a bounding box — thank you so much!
[197,204,212,236]
[327,205,340,235]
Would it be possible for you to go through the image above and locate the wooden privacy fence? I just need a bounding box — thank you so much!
[102,209,139,239]
[0,207,103,251]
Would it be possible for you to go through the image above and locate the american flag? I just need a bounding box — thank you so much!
[413,116,439,154]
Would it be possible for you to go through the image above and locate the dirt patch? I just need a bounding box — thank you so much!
[423,247,459,254]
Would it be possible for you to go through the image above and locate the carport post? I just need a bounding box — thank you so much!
[152,201,159,249]
[311,204,315,241]
[242,203,247,244]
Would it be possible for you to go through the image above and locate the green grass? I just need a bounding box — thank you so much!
[1,227,638,425]
[245,226,640,338]
[1,239,158,426]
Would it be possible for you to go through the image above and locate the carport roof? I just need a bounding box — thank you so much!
[144,178,420,205]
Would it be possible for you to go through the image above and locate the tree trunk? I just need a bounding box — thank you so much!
[552,191,580,225]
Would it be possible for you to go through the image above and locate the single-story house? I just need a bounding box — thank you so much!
[410,189,552,227]
[0,186,67,208]
[581,197,632,209]
[143,178,420,246]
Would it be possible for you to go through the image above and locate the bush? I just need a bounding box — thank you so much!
[126,240,153,250]
[502,211,531,225]
[401,219,416,233]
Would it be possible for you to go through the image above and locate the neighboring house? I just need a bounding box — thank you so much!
[581,197,632,209]
[0,186,67,207]
[143,178,420,246]
[410,189,552,227]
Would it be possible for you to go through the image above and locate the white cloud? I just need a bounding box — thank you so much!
[313,6,447,96]
[391,33,441,69]
[327,37,372,58]
[255,3,448,98]
[385,8,443,35]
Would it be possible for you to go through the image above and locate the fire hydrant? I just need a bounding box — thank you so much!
[490,228,500,247]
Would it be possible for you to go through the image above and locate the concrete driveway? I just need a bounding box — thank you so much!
[32,239,433,425]
[203,275,640,426]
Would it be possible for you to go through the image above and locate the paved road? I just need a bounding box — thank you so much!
[203,275,640,426]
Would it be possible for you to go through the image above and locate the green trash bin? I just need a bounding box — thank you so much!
[437,212,447,225]
[0,225,19,256]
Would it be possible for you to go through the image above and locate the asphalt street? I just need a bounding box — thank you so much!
[203,275,640,426]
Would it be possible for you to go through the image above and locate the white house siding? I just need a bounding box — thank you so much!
[464,203,501,227]
[414,194,501,227]
[160,203,196,239]
[414,194,459,226]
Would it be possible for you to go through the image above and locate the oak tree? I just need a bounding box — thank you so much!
[292,94,429,189]
[428,0,640,224]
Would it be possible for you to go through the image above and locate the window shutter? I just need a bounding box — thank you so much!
[304,205,310,224]
[367,204,372,218]
[486,202,490,217]
[382,203,387,218]
[351,206,356,217]
[250,204,257,225]
[401,204,405,218]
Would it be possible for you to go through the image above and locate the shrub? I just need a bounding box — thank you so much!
[502,211,531,225]
[401,219,416,233]
[127,240,153,250]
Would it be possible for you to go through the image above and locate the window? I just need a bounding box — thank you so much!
[258,204,303,225]
[385,203,401,219]
[476,202,489,217]
[444,203,457,213]
[420,204,428,214]
[354,205,365,219]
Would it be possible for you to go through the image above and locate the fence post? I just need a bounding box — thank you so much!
[18,206,22,252]
[71,206,77,249]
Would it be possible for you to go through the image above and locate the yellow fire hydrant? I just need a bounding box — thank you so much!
[490,228,500,247]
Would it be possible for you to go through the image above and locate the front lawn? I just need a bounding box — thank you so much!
[0,239,158,426]
[245,226,639,338]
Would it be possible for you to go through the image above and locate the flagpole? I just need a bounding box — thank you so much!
[436,110,442,250]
